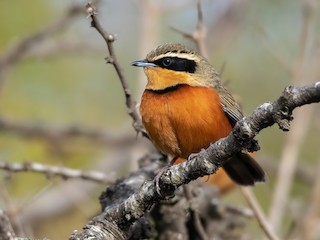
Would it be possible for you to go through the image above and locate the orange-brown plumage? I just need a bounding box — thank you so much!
[141,85,232,158]
[133,43,266,192]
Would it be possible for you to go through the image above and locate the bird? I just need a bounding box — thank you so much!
[132,43,266,190]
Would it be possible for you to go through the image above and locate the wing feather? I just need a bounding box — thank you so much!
[215,84,243,126]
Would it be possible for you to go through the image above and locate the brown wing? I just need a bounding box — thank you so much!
[214,84,267,185]
[215,84,243,126]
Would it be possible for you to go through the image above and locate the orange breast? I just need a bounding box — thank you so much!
[140,85,233,159]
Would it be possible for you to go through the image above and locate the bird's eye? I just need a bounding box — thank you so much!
[162,58,172,67]
[153,56,196,73]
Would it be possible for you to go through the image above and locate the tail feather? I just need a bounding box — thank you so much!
[222,153,266,186]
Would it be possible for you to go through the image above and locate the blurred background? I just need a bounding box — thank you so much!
[0,0,319,239]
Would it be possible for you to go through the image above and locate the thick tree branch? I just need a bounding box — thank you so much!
[86,3,147,137]
[69,82,320,239]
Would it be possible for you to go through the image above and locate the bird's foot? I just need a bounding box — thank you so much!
[188,152,199,161]
[154,156,178,196]
[154,167,166,196]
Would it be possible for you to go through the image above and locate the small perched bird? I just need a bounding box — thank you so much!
[132,43,266,189]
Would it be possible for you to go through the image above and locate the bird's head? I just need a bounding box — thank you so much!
[132,43,219,91]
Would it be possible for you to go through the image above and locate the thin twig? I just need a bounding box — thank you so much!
[170,0,208,58]
[194,0,208,58]
[0,161,115,184]
[240,187,279,240]
[86,3,147,137]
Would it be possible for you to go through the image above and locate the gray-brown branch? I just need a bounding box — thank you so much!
[69,82,320,239]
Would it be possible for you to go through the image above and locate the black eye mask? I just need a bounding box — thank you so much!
[152,57,196,73]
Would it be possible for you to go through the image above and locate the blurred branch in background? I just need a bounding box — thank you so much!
[0,161,115,184]
[240,187,279,240]
[1,149,132,238]
[268,0,319,234]
[170,0,208,58]
[0,3,86,92]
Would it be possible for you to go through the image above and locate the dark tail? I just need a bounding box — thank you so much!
[222,153,266,185]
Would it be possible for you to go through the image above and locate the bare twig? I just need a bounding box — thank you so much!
[0,4,84,91]
[85,2,147,137]
[194,0,208,58]
[170,0,208,58]
[240,187,279,240]
[0,161,115,184]
[70,82,320,239]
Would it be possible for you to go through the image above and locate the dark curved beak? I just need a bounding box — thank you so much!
[131,59,157,68]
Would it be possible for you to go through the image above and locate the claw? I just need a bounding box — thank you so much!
[154,168,165,196]
[188,152,198,161]
[154,156,178,196]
